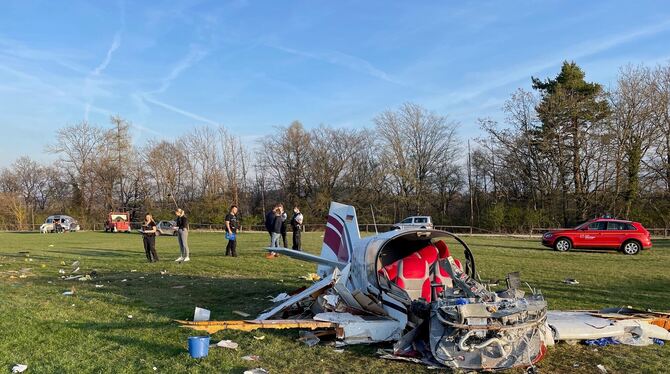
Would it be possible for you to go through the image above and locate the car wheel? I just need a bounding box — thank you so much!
[622,241,641,255]
[554,238,571,252]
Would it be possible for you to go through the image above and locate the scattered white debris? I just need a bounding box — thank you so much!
[193,307,211,322]
[131,269,137,273]
[597,364,608,373]
[160,270,168,275]
[58,269,66,274]
[253,335,265,340]
[121,279,128,282]
[172,285,185,289]
[242,355,261,361]
[243,369,268,374]
[563,278,579,285]
[11,364,28,373]
[49,244,54,247]
[62,291,74,296]
[128,315,133,319]
[153,367,157,371]
[95,284,104,288]
[233,310,250,318]
[214,340,238,350]
[271,292,290,303]
[333,349,344,353]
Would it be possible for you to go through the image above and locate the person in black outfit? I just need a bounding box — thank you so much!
[291,206,303,251]
[265,204,278,244]
[225,205,239,257]
[141,213,158,262]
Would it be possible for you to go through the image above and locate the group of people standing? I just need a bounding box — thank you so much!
[140,208,191,263]
[265,204,303,251]
[139,203,302,263]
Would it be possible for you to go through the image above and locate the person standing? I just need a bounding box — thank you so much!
[280,205,288,247]
[265,204,277,244]
[175,209,190,262]
[225,205,239,257]
[270,207,283,248]
[141,213,159,262]
[291,206,304,251]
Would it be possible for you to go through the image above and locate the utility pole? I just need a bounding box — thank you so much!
[468,140,474,235]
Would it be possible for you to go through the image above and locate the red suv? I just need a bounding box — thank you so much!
[541,219,652,255]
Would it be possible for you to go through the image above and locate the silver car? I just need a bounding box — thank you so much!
[391,216,433,230]
[156,220,178,236]
[40,215,81,233]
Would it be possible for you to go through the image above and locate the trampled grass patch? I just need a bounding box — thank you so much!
[0,232,668,373]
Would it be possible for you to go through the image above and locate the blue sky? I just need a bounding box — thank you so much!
[1,0,670,166]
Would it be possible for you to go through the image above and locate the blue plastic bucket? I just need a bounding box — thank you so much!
[188,336,210,358]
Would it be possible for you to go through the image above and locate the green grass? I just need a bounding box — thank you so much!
[0,232,668,373]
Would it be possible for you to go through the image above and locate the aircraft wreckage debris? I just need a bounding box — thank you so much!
[176,202,670,371]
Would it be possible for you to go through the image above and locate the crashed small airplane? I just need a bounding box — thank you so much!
[180,202,552,370]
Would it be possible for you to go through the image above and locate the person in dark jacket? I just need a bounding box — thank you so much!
[270,207,283,248]
[175,208,190,262]
[265,205,277,244]
[225,205,239,257]
[291,206,304,251]
[141,213,158,262]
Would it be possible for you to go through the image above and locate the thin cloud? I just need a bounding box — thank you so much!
[91,31,122,76]
[141,94,219,126]
[84,1,125,121]
[149,46,208,94]
[271,44,401,84]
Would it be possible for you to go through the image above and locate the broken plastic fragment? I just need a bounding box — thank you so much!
[563,278,579,285]
[253,335,265,340]
[271,292,290,303]
[214,340,238,349]
[243,369,268,374]
[596,364,608,373]
[11,364,27,373]
[241,355,260,361]
[194,307,211,322]
[62,291,74,296]
[233,310,250,318]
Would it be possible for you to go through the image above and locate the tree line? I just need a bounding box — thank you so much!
[1,61,669,232]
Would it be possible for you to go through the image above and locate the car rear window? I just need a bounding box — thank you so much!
[414,217,428,223]
[606,222,637,230]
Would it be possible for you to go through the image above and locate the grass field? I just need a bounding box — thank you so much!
[0,231,668,373]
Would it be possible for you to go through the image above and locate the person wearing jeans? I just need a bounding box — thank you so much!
[175,209,190,262]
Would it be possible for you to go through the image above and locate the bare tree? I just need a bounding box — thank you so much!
[375,102,460,215]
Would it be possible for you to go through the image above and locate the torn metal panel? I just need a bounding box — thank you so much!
[547,311,670,343]
[256,273,334,320]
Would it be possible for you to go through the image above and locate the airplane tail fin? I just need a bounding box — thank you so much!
[316,202,361,277]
